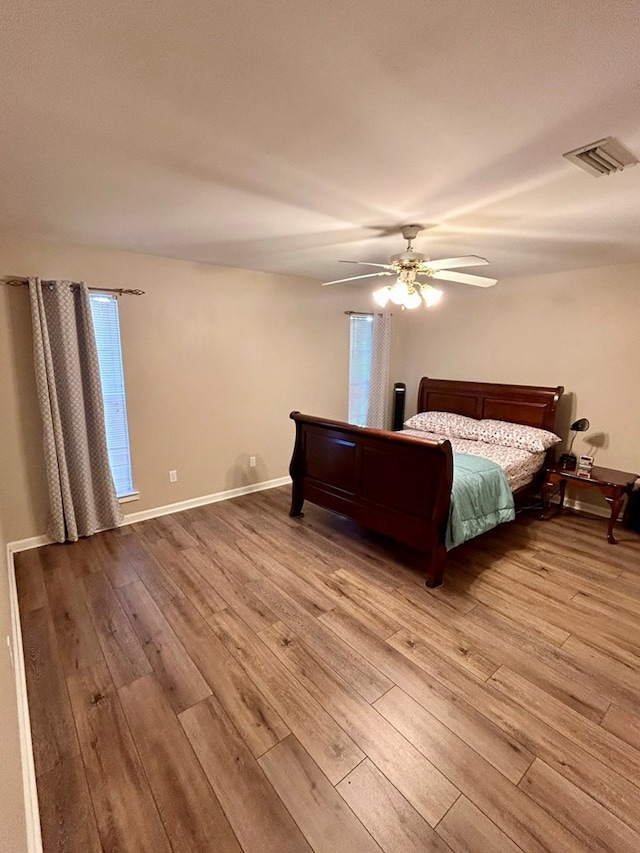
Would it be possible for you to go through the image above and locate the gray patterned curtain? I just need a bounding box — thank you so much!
[29,278,122,542]
[367,312,392,429]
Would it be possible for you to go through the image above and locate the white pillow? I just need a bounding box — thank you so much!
[403,411,480,439]
[476,419,561,453]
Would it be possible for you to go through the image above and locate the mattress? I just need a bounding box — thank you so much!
[401,429,545,492]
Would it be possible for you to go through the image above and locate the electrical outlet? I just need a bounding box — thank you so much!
[249,455,257,468]
[169,470,178,483]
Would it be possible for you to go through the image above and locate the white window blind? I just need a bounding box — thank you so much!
[89,293,134,497]
[348,313,373,425]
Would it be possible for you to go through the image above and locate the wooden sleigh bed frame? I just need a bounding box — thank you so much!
[289,377,563,588]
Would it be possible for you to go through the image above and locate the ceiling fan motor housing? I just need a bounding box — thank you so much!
[389,251,428,265]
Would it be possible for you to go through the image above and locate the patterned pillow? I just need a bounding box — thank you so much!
[476,419,561,453]
[403,411,480,439]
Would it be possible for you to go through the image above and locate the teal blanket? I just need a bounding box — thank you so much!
[446,453,515,551]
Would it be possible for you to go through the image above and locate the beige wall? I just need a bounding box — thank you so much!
[393,262,640,507]
[0,236,372,543]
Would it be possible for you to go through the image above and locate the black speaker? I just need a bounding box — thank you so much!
[392,382,406,431]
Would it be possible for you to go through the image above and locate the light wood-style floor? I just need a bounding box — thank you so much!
[15,486,640,853]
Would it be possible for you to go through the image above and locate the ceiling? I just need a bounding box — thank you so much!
[2,0,640,285]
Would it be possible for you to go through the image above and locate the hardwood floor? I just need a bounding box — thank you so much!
[14,487,640,853]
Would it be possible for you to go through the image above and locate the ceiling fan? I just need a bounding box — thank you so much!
[321,224,497,309]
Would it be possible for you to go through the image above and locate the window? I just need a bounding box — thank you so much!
[348,313,373,425]
[89,293,135,498]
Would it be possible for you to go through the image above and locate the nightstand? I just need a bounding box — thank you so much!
[540,464,638,543]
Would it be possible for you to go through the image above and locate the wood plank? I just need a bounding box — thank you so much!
[20,606,80,777]
[148,538,227,619]
[489,665,640,789]
[150,512,201,550]
[337,759,455,853]
[387,628,640,835]
[117,534,184,608]
[62,537,103,580]
[601,704,640,752]
[560,634,640,713]
[319,607,535,785]
[91,531,139,587]
[180,547,279,633]
[259,736,382,853]
[180,696,313,853]
[460,604,610,722]
[164,597,290,756]
[209,607,364,784]
[66,661,171,853]
[519,759,640,853]
[447,567,572,647]
[454,546,578,603]
[142,628,212,714]
[259,620,459,827]
[36,756,102,853]
[332,568,501,680]
[435,796,524,853]
[374,687,586,853]
[251,576,393,703]
[14,547,48,612]
[187,519,264,585]
[40,544,104,676]
[116,579,167,643]
[81,570,152,688]
[318,572,402,639]
[235,537,338,617]
[119,674,242,853]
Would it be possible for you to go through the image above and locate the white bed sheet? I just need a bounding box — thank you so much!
[401,429,545,492]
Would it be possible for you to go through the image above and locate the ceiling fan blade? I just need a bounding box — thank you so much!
[426,255,489,271]
[321,271,394,286]
[431,270,498,287]
[340,260,396,270]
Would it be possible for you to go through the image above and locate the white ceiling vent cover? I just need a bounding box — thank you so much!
[563,137,638,177]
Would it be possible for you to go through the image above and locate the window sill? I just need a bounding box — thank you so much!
[118,491,140,504]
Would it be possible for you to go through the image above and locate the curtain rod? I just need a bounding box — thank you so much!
[3,277,145,296]
[344,310,389,316]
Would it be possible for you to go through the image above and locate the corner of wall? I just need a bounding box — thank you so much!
[4,541,42,853]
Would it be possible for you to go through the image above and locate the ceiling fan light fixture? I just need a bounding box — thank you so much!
[422,285,443,307]
[373,286,391,307]
[389,280,409,305]
[403,288,422,310]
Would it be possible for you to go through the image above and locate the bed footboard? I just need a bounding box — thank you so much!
[288,412,453,587]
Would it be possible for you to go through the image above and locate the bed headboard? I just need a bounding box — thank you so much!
[417,377,563,432]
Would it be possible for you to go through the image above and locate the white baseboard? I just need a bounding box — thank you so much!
[120,475,292,526]
[6,544,43,853]
[551,496,609,518]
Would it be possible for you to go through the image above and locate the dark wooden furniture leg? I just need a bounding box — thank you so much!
[540,475,566,520]
[558,478,567,511]
[604,494,624,544]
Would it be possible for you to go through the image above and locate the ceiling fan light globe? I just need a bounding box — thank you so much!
[422,286,443,307]
[403,289,422,309]
[389,281,409,304]
[373,286,391,307]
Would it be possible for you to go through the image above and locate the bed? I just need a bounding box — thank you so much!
[288,377,563,587]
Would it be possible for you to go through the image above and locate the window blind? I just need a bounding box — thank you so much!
[348,313,373,425]
[89,294,134,497]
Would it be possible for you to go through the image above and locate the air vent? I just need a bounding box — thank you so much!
[563,137,638,177]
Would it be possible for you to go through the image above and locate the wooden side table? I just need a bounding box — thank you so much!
[540,464,638,543]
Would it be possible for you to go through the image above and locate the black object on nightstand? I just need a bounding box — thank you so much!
[558,417,590,470]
